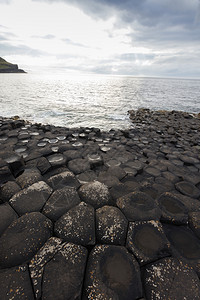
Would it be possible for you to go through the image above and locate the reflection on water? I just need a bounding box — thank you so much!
[0,73,200,130]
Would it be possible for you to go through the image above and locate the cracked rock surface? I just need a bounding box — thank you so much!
[0,109,200,299]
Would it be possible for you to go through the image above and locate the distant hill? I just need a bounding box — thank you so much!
[0,57,26,73]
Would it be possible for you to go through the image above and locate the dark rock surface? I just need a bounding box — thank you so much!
[0,264,35,299]
[54,202,95,246]
[0,212,52,268]
[9,181,52,216]
[83,245,143,300]
[0,109,200,299]
[143,257,200,299]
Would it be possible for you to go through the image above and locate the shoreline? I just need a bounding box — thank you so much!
[0,108,200,299]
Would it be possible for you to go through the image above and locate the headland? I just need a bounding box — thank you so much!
[0,57,26,73]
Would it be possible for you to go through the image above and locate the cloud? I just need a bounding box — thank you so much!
[0,0,12,4]
[32,34,55,39]
[0,42,47,56]
[32,0,200,42]
[62,38,89,48]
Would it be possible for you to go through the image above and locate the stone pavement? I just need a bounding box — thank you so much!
[0,109,200,299]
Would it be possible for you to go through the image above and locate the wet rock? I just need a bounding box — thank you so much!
[98,173,120,188]
[180,154,200,165]
[54,202,95,246]
[0,165,14,184]
[0,180,21,202]
[126,220,171,265]
[0,264,35,300]
[175,181,200,198]
[29,237,63,299]
[144,167,161,177]
[63,149,82,161]
[68,158,90,174]
[117,191,161,221]
[163,224,200,275]
[123,160,144,173]
[79,180,112,209]
[9,181,52,216]
[188,211,200,239]
[16,168,43,189]
[5,155,25,177]
[47,153,67,167]
[0,203,18,236]
[0,212,53,268]
[96,206,128,245]
[88,153,104,168]
[110,182,136,201]
[174,192,200,212]
[36,157,51,174]
[42,186,80,221]
[47,170,80,190]
[139,182,158,199]
[42,242,87,300]
[162,171,179,183]
[157,192,188,225]
[76,170,97,184]
[83,245,143,300]
[143,257,200,300]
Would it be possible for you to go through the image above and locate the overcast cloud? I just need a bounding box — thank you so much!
[0,0,200,77]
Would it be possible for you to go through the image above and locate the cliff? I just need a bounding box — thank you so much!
[0,57,26,73]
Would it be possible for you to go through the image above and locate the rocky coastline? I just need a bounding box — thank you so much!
[0,108,200,299]
[0,57,26,73]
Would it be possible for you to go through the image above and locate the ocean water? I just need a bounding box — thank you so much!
[0,73,200,130]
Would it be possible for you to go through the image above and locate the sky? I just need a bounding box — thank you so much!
[0,0,200,78]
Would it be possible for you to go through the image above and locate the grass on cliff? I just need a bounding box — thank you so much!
[0,57,14,69]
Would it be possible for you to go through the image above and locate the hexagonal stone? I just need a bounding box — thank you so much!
[68,158,90,174]
[143,257,200,300]
[36,156,51,174]
[0,181,21,202]
[117,191,161,221]
[189,211,200,239]
[47,171,80,190]
[126,220,171,265]
[29,237,63,299]
[76,170,97,184]
[180,154,200,165]
[79,181,112,209]
[0,264,35,300]
[157,192,188,225]
[110,183,136,201]
[83,245,143,300]
[0,212,53,268]
[0,203,18,236]
[163,224,200,272]
[42,242,88,300]
[107,166,126,180]
[0,165,14,185]
[9,181,52,216]
[98,173,120,188]
[88,153,104,168]
[175,181,200,198]
[16,168,43,189]
[47,153,67,167]
[54,202,95,246]
[42,186,80,221]
[96,206,128,245]
[144,167,161,177]
[5,155,25,177]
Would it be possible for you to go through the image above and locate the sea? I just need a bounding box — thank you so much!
[0,73,200,130]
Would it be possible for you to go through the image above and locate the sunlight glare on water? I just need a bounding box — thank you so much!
[0,73,200,130]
